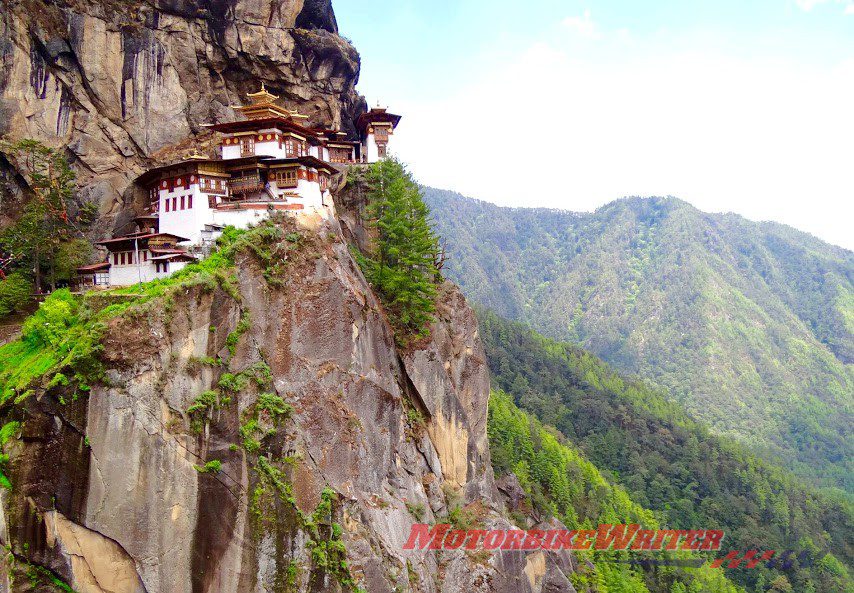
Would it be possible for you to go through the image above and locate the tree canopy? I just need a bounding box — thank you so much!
[0,139,94,293]
[354,159,440,343]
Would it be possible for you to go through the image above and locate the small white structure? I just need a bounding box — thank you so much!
[357,105,402,162]
[93,231,196,287]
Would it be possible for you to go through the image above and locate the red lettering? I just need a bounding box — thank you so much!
[574,530,596,550]
[681,530,704,551]
[464,530,487,549]
[539,530,563,550]
[501,530,525,550]
[522,530,544,550]
[747,551,776,569]
[701,530,724,551]
[443,530,466,550]
[595,524,640,550]
[403,524,450,550]
[711,550,763,569]
[483,530,505,550]
[631,530,655,550]
[665,530,689,550]
[551,530,578,550]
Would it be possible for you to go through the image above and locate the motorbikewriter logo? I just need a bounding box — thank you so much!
[403,523,724,552]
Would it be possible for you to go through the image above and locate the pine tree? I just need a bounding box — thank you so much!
[357,158,440,343]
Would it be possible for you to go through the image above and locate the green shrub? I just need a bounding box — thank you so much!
[0,273,32,317]
[194,459,222,473]
[257,392,292,419]
[21,289,77,347]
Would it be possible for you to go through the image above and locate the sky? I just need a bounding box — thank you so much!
[335,0,854,250]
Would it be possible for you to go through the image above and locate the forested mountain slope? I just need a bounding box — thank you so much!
[488,390,744,593]
[426,188,853,490]
[479,309,853,593]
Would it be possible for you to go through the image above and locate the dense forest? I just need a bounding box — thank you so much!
[479,309,852,593]
[426,188,853,491]
[490,391,756,593]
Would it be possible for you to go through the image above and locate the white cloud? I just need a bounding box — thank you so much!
[795,0,854,13]
[395,41,854,250]
[561,10,600,39]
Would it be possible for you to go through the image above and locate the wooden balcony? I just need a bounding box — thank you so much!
[228,176,262,195]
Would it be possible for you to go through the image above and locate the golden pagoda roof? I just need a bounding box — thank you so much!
[233,83,309,121]
[246,82,279,103]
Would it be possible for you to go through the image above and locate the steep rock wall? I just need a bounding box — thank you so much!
[0,0,364,234]
[0,211,577,592]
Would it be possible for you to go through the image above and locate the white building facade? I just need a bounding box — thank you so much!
[79,85,401,287]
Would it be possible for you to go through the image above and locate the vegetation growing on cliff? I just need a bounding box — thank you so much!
[480,309,852,593]
[354,159,441,344]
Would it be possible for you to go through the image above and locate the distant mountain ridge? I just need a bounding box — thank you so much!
[424,187,853,490]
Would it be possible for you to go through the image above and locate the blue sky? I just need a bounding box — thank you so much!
[335,0,854,249]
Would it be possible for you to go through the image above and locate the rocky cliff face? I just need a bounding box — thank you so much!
[0,0,364,233]
[0,206,578,592]
[0,2,581,590]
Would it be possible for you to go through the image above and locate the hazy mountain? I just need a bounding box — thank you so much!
[425,187,853,490]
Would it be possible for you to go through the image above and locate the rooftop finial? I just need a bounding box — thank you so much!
[247,83,279,105]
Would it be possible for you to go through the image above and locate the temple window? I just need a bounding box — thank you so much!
[285,139,301,157]
[276,169,298,188]
[330,147,350,163]
[377,144,387,158]
[240,137,255,157]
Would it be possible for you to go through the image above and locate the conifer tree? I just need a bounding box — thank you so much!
[358,158,440,343]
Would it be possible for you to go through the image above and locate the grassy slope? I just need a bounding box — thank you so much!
[426,188,853,491]
[479,309,852,593]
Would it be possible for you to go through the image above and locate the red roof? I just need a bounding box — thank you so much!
[356,108,402,134]
[97,232,190,246]
[76,261,110,272]
[150,252,197,262]
[134,156,270,186]
[265,155,338,175]
[150,247,190,255]
[205,116,319,138]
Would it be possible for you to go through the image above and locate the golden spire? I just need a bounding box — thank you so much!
[185,150,207,161]
[228,82,310,121]
[246,82,279,105]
